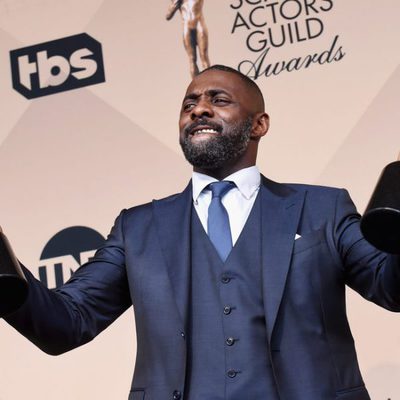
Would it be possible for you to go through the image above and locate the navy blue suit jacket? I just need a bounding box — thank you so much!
[6,176,400,399]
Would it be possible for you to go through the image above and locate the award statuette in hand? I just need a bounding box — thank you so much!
[0,228,29,317]
[361,156,400,254]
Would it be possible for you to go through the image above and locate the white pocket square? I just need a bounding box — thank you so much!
[295,234,302,240]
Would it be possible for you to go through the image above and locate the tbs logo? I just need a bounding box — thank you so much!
[10,33,105,99]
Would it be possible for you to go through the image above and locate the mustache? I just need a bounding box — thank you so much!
[183,118,222,137]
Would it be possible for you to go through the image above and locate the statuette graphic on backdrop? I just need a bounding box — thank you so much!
[166,0,210,77]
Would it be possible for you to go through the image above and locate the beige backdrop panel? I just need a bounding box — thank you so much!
[0,0,399,399]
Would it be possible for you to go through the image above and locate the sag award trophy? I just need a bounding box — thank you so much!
[0,228,29,317]
[361,156,400,254]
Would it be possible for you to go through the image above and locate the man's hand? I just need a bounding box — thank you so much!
[0,228,29,317]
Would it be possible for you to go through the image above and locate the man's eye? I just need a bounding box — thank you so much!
[183,103,195,111]
[213,98,229,104]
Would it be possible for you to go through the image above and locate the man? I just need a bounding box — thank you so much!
[166,0,211,77]
[3,65,400,400]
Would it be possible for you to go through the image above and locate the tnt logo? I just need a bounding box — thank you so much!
[38,226,105,289]
[10,33,105,99]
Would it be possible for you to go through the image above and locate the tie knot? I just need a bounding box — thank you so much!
[209,181,235,199]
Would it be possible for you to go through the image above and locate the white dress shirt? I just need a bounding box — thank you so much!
[192,166,261,245]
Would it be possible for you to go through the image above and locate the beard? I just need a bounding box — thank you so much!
[179,117,253,170]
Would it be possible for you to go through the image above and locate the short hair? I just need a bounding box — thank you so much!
[199,64,265,111]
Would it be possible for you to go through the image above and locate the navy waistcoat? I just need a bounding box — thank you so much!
[185,195,279,400]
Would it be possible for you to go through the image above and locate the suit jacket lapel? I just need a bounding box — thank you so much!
[152,182,192,331]
[151,176,305,341]
[260,176,305,342]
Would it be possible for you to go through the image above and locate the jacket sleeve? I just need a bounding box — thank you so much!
[4,210,132,355]
[333,189,400,311]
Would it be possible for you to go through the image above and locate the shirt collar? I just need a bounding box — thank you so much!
[192,166,261,202]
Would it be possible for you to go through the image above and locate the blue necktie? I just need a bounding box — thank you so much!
[207,181,235,262]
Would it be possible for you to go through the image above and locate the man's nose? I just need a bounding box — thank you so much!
[191,99,213,119]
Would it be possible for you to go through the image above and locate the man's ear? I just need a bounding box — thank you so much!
[251,112,269,141]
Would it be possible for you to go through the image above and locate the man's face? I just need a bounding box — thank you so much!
[179,70,257,170]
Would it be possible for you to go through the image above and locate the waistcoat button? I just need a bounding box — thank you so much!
[227,369,237,378]
[226,337,235,346]
[223,305,232,315]
[221,275,231,283]
[173,390,182,399]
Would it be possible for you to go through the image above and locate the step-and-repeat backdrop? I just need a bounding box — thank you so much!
[1,1,399,398]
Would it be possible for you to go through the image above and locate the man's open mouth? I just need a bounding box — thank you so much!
[191,127,219,136]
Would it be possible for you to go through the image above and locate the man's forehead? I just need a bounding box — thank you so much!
[184,70,248,96]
